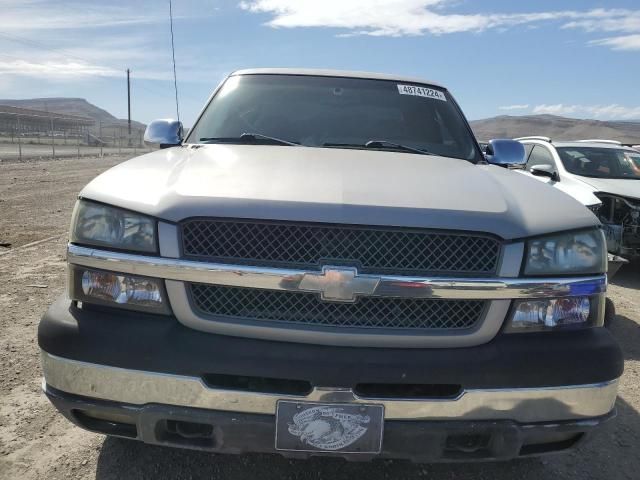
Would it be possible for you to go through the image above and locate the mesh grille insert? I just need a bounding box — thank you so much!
[190,284,486,331]
[181,219,501,276]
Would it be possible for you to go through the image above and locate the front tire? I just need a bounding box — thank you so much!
[604,298,616,328]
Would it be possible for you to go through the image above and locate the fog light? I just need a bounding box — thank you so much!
[510,297,590,330]
[81,270,163,307]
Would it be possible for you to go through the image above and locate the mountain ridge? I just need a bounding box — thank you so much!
[1,99,638,143]
[0,97,145,128]
[470,114,640,144]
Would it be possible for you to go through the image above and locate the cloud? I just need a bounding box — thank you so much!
[590,34,640,51]
[0,34,175,82]
[0,59,121,79]
[499,104,529,111]
[239,1,640,49]
[532,104,579,116]
[562,9,640,34]
[0,1,167,83]
[562,9,640,50]
[1,0,169,31]
[532,103,640,120]
[238,0,567,36]
[584,104,640,119]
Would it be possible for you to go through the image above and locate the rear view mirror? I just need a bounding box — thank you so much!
[144,119,184,149]
[530,164,559,181]
[485,139,526,167]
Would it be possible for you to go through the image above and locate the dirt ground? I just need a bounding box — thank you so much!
[0,155,638,480]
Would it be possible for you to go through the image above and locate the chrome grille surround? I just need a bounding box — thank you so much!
[67,243,610,347]
[189,283,487,331]
[181,219,502,276]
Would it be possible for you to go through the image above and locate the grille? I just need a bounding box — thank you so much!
[190,284,486,331]
[182,219,501,276]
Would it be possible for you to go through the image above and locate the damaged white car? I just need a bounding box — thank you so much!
[515,138,640,258]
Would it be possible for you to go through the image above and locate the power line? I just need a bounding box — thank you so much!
[0,31,97,66]
[169,0,181,122]
[0,31,177,97]
[0,27,203,108]
[0,40,140,97]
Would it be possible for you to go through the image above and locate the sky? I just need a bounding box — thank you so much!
[1,0,639,125]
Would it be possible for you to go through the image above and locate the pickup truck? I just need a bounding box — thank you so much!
[39,68,623,462]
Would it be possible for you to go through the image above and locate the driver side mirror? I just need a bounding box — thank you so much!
[530,164,559,181]
[485,139,526,167]
[144,119,184,149]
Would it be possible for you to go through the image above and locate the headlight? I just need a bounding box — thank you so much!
[69,266,170,314]
[506,295,604,332]
[524,229,606,276]
[71,200,156,253]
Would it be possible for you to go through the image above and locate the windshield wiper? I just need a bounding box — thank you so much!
[323,140,431,156]
[200,133,299,146]
[365,140,430,155]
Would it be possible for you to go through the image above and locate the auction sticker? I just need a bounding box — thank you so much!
[397,84,447,102]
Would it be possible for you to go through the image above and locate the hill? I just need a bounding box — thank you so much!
[470,114,640,144]
[0,97,145,128]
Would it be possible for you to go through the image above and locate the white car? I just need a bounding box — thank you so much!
[515,137,640,258]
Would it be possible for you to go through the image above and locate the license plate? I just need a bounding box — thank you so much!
[275,401,384,454]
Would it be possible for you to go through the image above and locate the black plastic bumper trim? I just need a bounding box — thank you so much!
[38,296,623,390]
[44,384,614,462]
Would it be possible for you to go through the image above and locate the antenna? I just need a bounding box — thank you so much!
[127,68,132,146]
[169,0,180,122]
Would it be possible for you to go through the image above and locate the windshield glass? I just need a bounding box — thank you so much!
[557,147,640,179]
[187,74,481,162]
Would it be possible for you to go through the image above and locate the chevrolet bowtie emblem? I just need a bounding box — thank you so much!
[298,266,380,302]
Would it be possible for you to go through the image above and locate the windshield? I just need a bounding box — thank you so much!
[557,147,640,179]
[187,74,481,162]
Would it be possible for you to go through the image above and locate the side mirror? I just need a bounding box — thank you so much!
[144,119,183,149]
[530,164,559,181]
[485,139,526,167]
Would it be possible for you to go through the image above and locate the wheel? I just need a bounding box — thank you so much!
[604,297,616,328]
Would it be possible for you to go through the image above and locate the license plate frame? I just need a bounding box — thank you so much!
[275,401,384,454]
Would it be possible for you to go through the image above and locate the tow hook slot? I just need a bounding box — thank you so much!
[445,434,491,455]
[156,419,216,449]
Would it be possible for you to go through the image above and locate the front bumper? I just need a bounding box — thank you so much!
[39,296,623,391]
[44,383,615,462]
[39,297,623,460]
[41,351,619,423]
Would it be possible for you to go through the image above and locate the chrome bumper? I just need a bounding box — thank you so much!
[67,244,606,301]
[66,243,608,348]
[41,352,618,424]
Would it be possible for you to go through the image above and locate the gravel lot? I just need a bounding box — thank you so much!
[0,155,638,480]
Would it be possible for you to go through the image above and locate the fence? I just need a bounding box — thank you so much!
[0,107,154,161]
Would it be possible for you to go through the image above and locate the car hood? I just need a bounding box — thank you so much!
[515,170,601,206]
[81,145,598,240]
[576,176,640,200]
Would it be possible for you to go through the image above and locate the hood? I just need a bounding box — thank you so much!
[515,170,601,207]
[81,145,598,240]
[575,176,640,200]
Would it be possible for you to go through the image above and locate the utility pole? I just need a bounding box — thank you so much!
[17,115,22,161]
[50,116,55,159]
[127,68,132,146]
